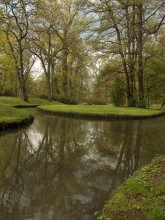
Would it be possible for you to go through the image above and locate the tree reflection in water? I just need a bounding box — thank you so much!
[0,114,164,220]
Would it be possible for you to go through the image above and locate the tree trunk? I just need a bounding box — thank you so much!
[137,2,146,108]
[47,30,52,102]
[62,46,68,97]
[126,3,136,107]
[62,29,69,97]
[19,42,29,102]
[55,78,60,95]
[109,6,132,106]
[46,75,52,102]
[120,52,132,107]
[21,79,28,102]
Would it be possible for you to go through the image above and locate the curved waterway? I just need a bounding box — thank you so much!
[0,111,165,220]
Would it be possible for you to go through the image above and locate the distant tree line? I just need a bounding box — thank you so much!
[0,0,164,107]
[89,0,165,107]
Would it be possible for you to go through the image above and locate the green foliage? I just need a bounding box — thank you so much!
[0,31,17,96]
[89,99,106,105]
[80,98,106,105]
[110,77,125,107]
[38,94,48,100]
[144,35,165,107]
[93,60,122,104]
[52,95,77,105]
[0,1,164,105]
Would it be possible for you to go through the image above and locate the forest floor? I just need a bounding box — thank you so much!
[97,156,165,220]
[38,104,165,119]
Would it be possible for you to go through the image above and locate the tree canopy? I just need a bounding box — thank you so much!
[0,0,164,107]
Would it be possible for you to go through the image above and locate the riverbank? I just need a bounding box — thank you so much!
[0,96,58,108]
[97,156,165,220]
[38,105,165,120]
[0,97,164,130]
[0,96,62,131]
[0,104,34,131]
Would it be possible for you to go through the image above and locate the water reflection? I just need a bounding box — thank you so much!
[0,114,165,220]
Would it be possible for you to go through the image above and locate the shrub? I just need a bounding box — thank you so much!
[79,98,106,105]
[90,99,106,105]
[110,76,125,107]
[52,95,77,105]
[38,94,48,100]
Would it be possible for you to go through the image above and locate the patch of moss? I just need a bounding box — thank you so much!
[97,157,165,220]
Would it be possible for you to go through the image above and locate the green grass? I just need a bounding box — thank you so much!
[0,104,32,124]
[38,105,164,118]
[97,156,165,220]
[0,96,61,129]
[0,96,59,107]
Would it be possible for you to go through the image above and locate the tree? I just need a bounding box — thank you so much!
[87,0,165,107]
[88,0,138,106]
[29,0,62,102]
[50,0,89,97]
[111,76,125,107]
[29,0,90,101]
[144,33,165,108]
[0,0,36,101]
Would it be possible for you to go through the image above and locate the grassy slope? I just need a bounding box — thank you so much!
[0,96,60,128]
[0,96,59,107]
[98,157,165,220]
[38,104,164,118]
[0,96,51,128]
[0,104,32,123]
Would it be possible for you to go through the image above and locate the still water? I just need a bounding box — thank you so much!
[0,112,165,220]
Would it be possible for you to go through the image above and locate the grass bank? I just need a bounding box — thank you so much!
[0,104,33,131]
[0,96,59,108]
[97,156,165,220]
[38,105,165,120]
[0,96,61,130]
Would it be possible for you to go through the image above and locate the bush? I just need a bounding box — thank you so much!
[38,94,48,100]
[52,95,77,105]
[2,90,14,97]
[79,98,106,105]
[111,76,125,107]
[89,99,106,105]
